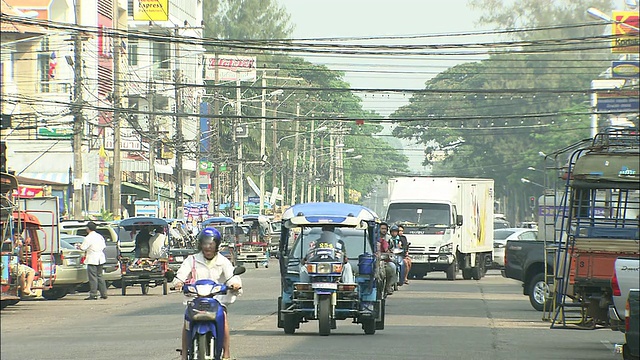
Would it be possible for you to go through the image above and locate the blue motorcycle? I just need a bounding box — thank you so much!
[182,266,245,360]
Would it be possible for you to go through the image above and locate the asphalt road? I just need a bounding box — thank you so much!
[0,262,625,360]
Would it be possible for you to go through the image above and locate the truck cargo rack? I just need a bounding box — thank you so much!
[543,129,640,329]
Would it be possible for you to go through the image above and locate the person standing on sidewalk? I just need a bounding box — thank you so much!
[80,221,108,300]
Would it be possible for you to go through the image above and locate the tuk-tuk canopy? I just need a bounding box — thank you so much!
[119,217,170,227]
[282,203,378,228]
[202,217,235,227]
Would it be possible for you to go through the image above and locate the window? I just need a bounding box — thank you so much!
[153,41,170,69]
[128,37,138,66]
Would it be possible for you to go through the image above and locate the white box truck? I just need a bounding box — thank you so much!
[386,177,494,280]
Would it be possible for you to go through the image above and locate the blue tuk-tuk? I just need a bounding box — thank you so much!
[277,203,385,335]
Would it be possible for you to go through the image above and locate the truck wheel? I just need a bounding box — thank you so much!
[446,262,457,281]
[529,273,550,312]
[462,268,473,280]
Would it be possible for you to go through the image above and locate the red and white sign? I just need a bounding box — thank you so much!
[204,55,257,82]
[17,186,43,198]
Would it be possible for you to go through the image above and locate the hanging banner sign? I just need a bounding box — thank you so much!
[611,61,639,78]
[611,11,639,53]
[133,0,169,21]
[204,55,257,82]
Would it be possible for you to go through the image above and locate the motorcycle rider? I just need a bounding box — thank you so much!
[378,223,397,295]
[299,229,354,283]
[388,225,407,286]
[397,225,412,284]
[173,227,242,360]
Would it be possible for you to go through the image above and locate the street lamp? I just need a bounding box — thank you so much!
[587,7,640,30]
[276,126,328,147]
[521,177,545,189]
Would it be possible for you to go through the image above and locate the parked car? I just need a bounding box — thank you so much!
[492,228,538,268]
[41,237,88,300]
[59,222,121,287]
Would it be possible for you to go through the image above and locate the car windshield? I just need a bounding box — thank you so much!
[387,202,451,227]
[494,230,516,240]
[289,228,372,260]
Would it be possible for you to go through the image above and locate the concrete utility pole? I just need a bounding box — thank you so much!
[307,120,315,202]
[290,103,300,205]
[148,79,156,200]
[111,14,122,219]
[329,132,335,201]
[236,79,244,218]
[173,26,183,218]
[72,0,84,219]
[212,54,220,216]
[259,70,266,215]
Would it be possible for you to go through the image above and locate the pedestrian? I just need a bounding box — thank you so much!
[80,221,108,300]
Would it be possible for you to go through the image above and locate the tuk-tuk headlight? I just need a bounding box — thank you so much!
[332,263,343,273]
[311,263,331,274]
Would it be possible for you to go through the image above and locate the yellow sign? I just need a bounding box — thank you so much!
[133,0,169,21]
[611,11,639,53]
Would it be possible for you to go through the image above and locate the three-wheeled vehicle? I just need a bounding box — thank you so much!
[240,214,270,268]
[1,173,22,309]
[277,202,385,336]
[116,217,170,295]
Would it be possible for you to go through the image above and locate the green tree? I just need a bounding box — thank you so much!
[391,0,613,222]
[204,0,294,41]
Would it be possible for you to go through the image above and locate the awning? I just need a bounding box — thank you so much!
[19,172,69,184]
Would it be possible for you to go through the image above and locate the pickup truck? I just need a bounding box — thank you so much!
[610,257,640,333]
[503,239,554,311]
[622,289,639,360]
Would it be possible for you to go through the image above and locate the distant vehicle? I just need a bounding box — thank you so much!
[503,236,553,311]
[41,237,87,300]
[59,221,120,286]
[494,218,511,230]
[386,177,494,281]
[492,228,538,269]
[517,222,538,229]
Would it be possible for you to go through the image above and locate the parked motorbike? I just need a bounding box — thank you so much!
[181,266,245,360]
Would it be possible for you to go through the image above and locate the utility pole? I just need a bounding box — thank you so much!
[111,16,122,219]
[259,70,266,215]
[72,0,84,219]
[329,132,335,202]
[211,54,220,215]
[307,120,315,202]
[300,140,307,203]
[236,79,244,218]
[173,26,183,218]
[290,103,300,205]
[148,79,156,200]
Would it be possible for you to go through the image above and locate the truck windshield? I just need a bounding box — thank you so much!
[387,203,451,227]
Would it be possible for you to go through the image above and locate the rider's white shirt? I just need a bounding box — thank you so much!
[175,252,242,305]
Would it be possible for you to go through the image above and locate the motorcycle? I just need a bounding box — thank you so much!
[182,266,245,360]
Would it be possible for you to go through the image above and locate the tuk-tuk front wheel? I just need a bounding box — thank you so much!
[283,314,297,334]
[318,294,332,336]
[362,318,376,335]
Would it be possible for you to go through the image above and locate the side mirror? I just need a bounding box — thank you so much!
[233,266,246,276]
[456,215,463,226]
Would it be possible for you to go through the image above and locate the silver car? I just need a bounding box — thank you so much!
[41,238,88,300]
[492,228,538,268]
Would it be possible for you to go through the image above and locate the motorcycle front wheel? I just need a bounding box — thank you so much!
[192,332,215,360]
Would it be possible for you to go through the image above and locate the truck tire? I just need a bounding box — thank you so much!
[462,268,473,280]
[529,273,550,312]
[446,262,457,281]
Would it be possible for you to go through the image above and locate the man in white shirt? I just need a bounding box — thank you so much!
[80,221,108,300]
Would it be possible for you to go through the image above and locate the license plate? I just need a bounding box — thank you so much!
[412,255,426,261]
[312,282,337,290]
[175,256,184,262]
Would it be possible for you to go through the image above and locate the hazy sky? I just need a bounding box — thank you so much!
[278,0,497,170]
